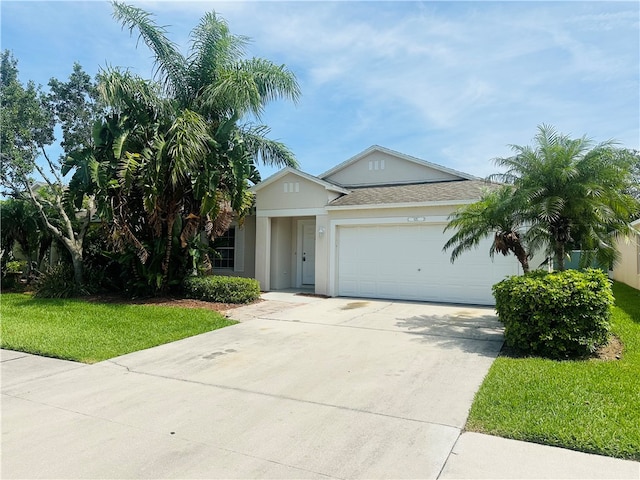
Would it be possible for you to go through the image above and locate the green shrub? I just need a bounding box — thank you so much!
[4,260,26,274]
[183,275,260,304]
[33,264,87,298]
[492,269,613,359]
[1,260,27,289]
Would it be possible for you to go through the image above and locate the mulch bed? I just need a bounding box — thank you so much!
[83,294,256,313]
[499,334,624,361]
[595,335,624,361]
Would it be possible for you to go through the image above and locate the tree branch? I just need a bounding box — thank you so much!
[40,146,63,185]
[24,174,64,241]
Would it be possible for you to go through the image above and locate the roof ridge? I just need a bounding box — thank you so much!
[347,179,474,189]
[345,179,493,190]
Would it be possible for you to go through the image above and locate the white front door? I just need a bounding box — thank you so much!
[301,221,316,285]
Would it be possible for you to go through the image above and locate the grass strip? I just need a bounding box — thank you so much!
[1,292,237,364]
[466,281,640,460]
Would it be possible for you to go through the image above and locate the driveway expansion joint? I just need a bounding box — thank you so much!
[0,354,29,363]
[113,366,463,431]
[105,359,132,372]
[436,430,463,479]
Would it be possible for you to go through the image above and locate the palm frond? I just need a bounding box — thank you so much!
[237,58,301,113]
[241,125,298,168]
[164,109,211,187]
[97,67,166,118]
[199,59,300,119]
[187,11,248,92]
[111,1,187,99]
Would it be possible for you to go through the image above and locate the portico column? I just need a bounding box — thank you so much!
[255,216,271,291]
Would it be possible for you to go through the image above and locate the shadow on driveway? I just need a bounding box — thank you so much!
[396,313,504,357]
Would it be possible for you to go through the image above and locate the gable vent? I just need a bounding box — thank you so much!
[283,182,300,193]
[368,159,385,171]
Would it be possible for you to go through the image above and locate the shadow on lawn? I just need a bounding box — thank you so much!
[612,282,640,326]
[7,294,132,310]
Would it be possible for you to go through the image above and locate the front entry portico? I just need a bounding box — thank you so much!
[252,167,345,294]
[255,215,319,291]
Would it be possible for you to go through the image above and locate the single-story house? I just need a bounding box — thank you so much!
[610,219,640,291]
[218,145,532,306]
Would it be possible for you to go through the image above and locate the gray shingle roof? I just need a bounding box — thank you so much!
[328,180,500,207]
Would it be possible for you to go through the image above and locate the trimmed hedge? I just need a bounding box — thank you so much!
[183,275,260,304]
[492,269,613,359]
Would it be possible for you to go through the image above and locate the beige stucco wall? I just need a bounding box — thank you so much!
[611,232,640,290]
[323,151,461,187]
[256,173,340,211]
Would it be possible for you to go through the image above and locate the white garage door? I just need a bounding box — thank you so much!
[337,224,522,305]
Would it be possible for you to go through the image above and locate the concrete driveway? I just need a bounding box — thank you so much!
[4,293,637,478]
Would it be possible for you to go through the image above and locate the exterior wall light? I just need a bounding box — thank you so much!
[318,226,326,235]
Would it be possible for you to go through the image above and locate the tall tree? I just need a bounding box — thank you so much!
[0,51,101,287]
[492,125,639,271]
[80,2,300,292]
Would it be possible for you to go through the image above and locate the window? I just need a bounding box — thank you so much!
[213,227,235,269]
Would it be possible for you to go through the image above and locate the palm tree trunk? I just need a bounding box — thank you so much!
[513,243,530,274]
[555,242,566,271]
[161,210,176,292]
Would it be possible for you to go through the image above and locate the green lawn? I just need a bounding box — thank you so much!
[467,281,640,460]
[0,293,237,363]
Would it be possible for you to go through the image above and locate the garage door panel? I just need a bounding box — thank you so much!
[358,262,380,277]
[337,224,520,305]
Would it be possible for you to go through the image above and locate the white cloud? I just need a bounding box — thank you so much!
[2,0,638,179]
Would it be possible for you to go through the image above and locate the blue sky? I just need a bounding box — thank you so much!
[2,1,639,181]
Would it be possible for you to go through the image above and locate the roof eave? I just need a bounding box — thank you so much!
[326,199,476,210]
[250,166,349,194]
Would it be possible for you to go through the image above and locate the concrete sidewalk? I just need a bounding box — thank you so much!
[2,292,639,479]
[441,432,639,479]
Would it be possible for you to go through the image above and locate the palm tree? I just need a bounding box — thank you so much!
[443,185,532,273]
[492,125,639,271]
[70,2,300,292]
[111,1,300,167]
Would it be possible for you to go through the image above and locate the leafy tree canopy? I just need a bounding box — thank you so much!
[1,50,101,287]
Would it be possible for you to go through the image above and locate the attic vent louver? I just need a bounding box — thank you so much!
[368,159,385,171]
[283,182,300,193]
